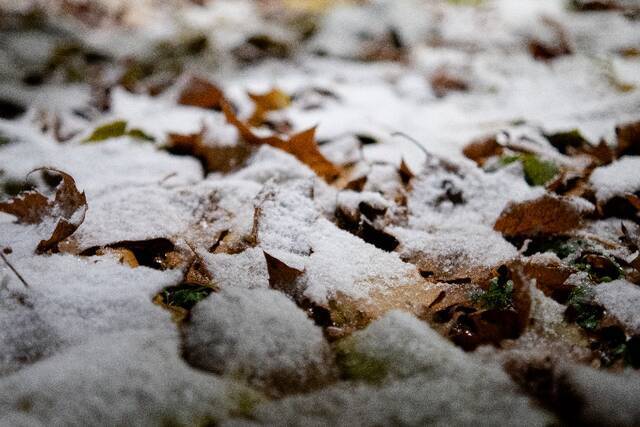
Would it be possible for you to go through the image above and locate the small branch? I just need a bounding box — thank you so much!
[0,251,30,288]
[391,131,430,156]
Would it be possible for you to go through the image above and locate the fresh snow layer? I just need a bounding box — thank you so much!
[183,287,335,393]
[0,330,257,427]
[589,156,640,203]
[595,279,640,334]
[247,312,553,426]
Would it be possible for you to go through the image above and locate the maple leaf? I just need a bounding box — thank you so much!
[0,168,87,253]
[221,100,341,182]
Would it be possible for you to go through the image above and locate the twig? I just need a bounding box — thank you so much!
[0,251,30,288]
[391,131,430,156]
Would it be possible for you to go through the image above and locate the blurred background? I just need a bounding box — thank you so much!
[0,0,639,171]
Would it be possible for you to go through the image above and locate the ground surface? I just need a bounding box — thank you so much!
[1,0,640,425]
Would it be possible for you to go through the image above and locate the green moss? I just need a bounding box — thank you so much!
[335,341,388,384]
[229,389,262,419]
[473,275,514,310]
[161,285,212,310]
[566,285,602,331]
[573,256,623,283]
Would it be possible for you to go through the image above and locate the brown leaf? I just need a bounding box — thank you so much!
[166,128,252,173]
[430,68,469,98]
[264,250,304,295]
[398,158,415,185]
[221,100,341,181]
[521,257,575,302]
[495,194,589,238]
[178,76,224,110]
[248,88,291,127]
[527,18,572,61]
[436,265,532,351]
[184,253,214,287]
[95,247,139,268]
[615,119,640,155]
[462,136,502,166]
[0,168,87,253]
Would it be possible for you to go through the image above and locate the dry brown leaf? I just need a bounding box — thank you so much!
[221,100,341,182]
[248,88,291,127]
[178,76,224,109]
[325,281,455,332]
[527,18,572,61]
[616,120,640,156]
[521,257,575,302]
[398,158,415,185]
[95,247,139,268]
[166,129,252,173]
[495,194,589,238]
[0,168,87,253]
[264,250,304,295]
[430,68,469,98]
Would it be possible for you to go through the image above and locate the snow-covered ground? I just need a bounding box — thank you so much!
[1,0,640,425]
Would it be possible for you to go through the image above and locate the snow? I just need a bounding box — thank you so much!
[392,225,518,281]
[1,0,640,424]
[0,244,181,375]
[183,287,335,394]
[0,329,257,426]
[595,279,640,334]
[200,247,269,290]
[558,364,640,427]
[303,218,421,303]
[247,311,553,426]
[589,156,640,203]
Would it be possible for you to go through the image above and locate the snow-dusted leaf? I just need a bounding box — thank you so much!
[0,168,87,253]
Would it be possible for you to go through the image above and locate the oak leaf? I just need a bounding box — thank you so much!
[248,88,291,126]
[221,100,340,181]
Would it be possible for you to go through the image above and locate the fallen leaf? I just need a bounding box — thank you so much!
[495,194,590,238]
[462,136,502,166]
[0,168,87,253]
[83,120,155,143]
[527,18,572,61]
[166,129,252,173]
[248,88,291,126]
[83,120,126,142]
[616,120,640,157]
[178,76,224,109]
[430,68,469,98]
[222,100,341,181]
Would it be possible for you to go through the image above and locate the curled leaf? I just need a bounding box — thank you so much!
[0,168,87,253]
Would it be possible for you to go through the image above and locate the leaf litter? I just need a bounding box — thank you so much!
[1,0,640,425]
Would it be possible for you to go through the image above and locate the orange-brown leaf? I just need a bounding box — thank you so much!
[221,100,340,181]
[248,88,291,126]
[178,76,224,109]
